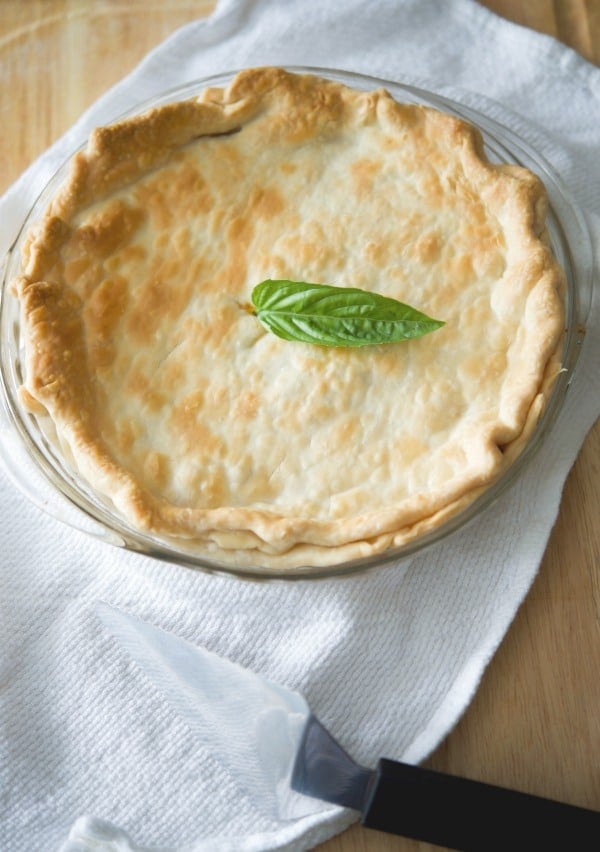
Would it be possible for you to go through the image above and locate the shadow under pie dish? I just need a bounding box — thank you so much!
[0,66,590,578]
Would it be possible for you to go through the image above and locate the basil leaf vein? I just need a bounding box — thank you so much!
[251,279,444,348]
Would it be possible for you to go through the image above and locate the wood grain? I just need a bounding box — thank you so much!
[0,3,598,851]
[0,0,215,193]
[480,0,600,62]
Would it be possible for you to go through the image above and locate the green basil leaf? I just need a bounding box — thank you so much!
[251,279,444,348]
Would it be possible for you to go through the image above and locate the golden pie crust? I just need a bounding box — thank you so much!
[13,67,565,569]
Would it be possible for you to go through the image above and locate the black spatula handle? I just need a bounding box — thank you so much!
[361,758,600,850]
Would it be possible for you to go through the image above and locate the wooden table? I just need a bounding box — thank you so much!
[1,2,598,850]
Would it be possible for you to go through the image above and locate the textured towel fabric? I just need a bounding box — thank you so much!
[0,1,599,850]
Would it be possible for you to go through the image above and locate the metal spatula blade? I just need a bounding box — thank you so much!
[95,601,333,822]
[98,603,600,850]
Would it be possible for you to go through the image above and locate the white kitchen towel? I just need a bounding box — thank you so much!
[0,1,598,850]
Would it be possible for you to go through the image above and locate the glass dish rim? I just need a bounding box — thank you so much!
[0,65,593,581]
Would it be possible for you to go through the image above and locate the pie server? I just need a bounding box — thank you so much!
[97,603,600,850]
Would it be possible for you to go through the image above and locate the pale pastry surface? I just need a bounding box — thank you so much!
[14,67,565,569]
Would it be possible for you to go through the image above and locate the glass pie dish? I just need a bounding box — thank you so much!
[0,67,593,579]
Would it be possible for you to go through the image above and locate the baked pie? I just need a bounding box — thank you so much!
[12,67,565,569]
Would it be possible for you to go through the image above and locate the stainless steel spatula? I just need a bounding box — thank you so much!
[97,603,599,850]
